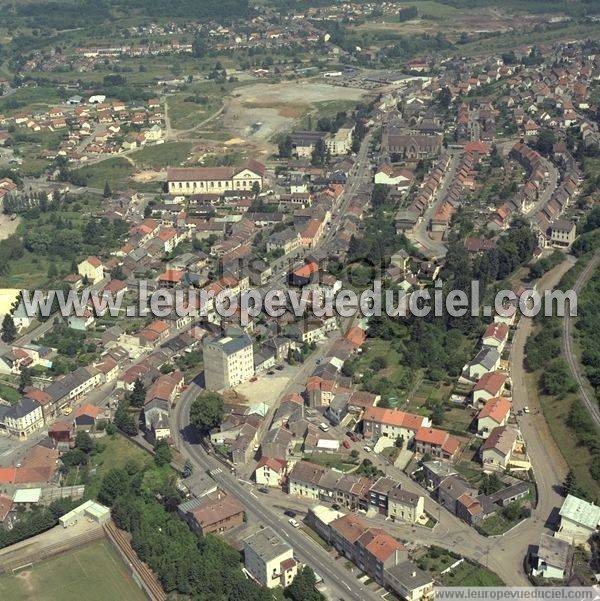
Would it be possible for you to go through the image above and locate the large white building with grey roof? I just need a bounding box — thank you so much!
[203,332,254,391]
[243,526,299,588]
[556,494,600,545]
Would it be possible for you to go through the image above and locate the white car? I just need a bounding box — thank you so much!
[288,518,300,528]
[523,406,530,414]
[363,445,372,453]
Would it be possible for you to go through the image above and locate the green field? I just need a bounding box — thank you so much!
[75,157,135,190]
[130,141,193,168]
[0,539,146,601]
[84,433,154,500]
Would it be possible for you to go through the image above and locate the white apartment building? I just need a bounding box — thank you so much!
[2,397,44,437]
[243,527,299,589]
[203,332,254,391]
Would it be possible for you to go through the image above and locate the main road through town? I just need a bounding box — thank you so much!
[172,382,382,601]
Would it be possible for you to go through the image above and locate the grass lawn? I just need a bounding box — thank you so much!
[476,512,518,536]
[130,141,193,169]
[460,22,600,57]
[534,371,599,501]
[443,406,474,435]
[0,539,146,601]
[440,561,505,586]
[302,453,357,473]
[84,433,153,500]
[75,157,135,190]
[0,86,63,115]
[0,381,21,404]
[0,250,70,289]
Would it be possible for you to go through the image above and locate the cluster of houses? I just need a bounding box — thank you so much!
[395,155,450,234]
[0,96,165,166]
[307,504,435,601]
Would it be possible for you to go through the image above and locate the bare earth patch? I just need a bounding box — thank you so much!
[131,169,165,183]
[0,214,21,240]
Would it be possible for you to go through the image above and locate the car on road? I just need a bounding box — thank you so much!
[288,518,300,528]
[342,440,350,449]
[275,365,284,371]
[267,370,275,375]
[347,431,358,442]
[284,510,296,518]
[523,406,530,414]
[319,422,330,432]
[258,487,269,494]
[363,445,372,453]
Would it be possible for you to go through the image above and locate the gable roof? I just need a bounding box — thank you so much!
[478,396,511,424]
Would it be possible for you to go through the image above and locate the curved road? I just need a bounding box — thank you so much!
[562,253,600,429]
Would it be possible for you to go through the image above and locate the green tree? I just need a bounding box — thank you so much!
[98,468,129,506]
[103,180,112,198]
[192,35,208,58]
[75,430,94,454]
[285,566,324,601]
[18,367,33,392]
[278,135,292,158]
[154,440,172,467]
[1,313,17,342]
[129,378,146,407]
[190,391,224,435]
[310,137,328,167]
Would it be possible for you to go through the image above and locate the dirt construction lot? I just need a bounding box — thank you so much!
[222,81,367,146]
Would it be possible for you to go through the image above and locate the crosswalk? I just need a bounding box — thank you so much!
[209,467,223,476]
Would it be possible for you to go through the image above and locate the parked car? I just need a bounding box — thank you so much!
[523,406,530,414]
[288,518,300,528]
[342,440,350,449]
[319,422,330,432]
[275,365,284,371]
[258,487,269,494]
[363,445,372,453]
[284,510,296,518]
[347,431,358,442]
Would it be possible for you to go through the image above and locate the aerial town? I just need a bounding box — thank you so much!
[0,1,599,600]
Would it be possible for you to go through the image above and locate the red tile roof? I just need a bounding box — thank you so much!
[478,396,511,424]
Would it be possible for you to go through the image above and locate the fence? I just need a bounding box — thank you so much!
[0,527,104,575]
[104,521,166,601]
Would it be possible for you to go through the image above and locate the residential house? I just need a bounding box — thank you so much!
[480,426,521,469]
[555,494,600,545]
[477,397,511,438]
[77,256,104,284]
[414,427,460,460]
[254,457,287,488]
[531,534,573,580]
[2,398,43,437]
[388,488,425,524]
[463,347,501,381]
[179,492,244,536]
[481,323,509,353]
[362,407,430,445]
[384,561,435,601]
[472,371,507,407]
[243,526,299,589]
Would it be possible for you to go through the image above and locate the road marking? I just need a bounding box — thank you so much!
[249,491,257,498]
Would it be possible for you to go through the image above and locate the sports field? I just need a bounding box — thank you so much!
[0,539,146,601]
